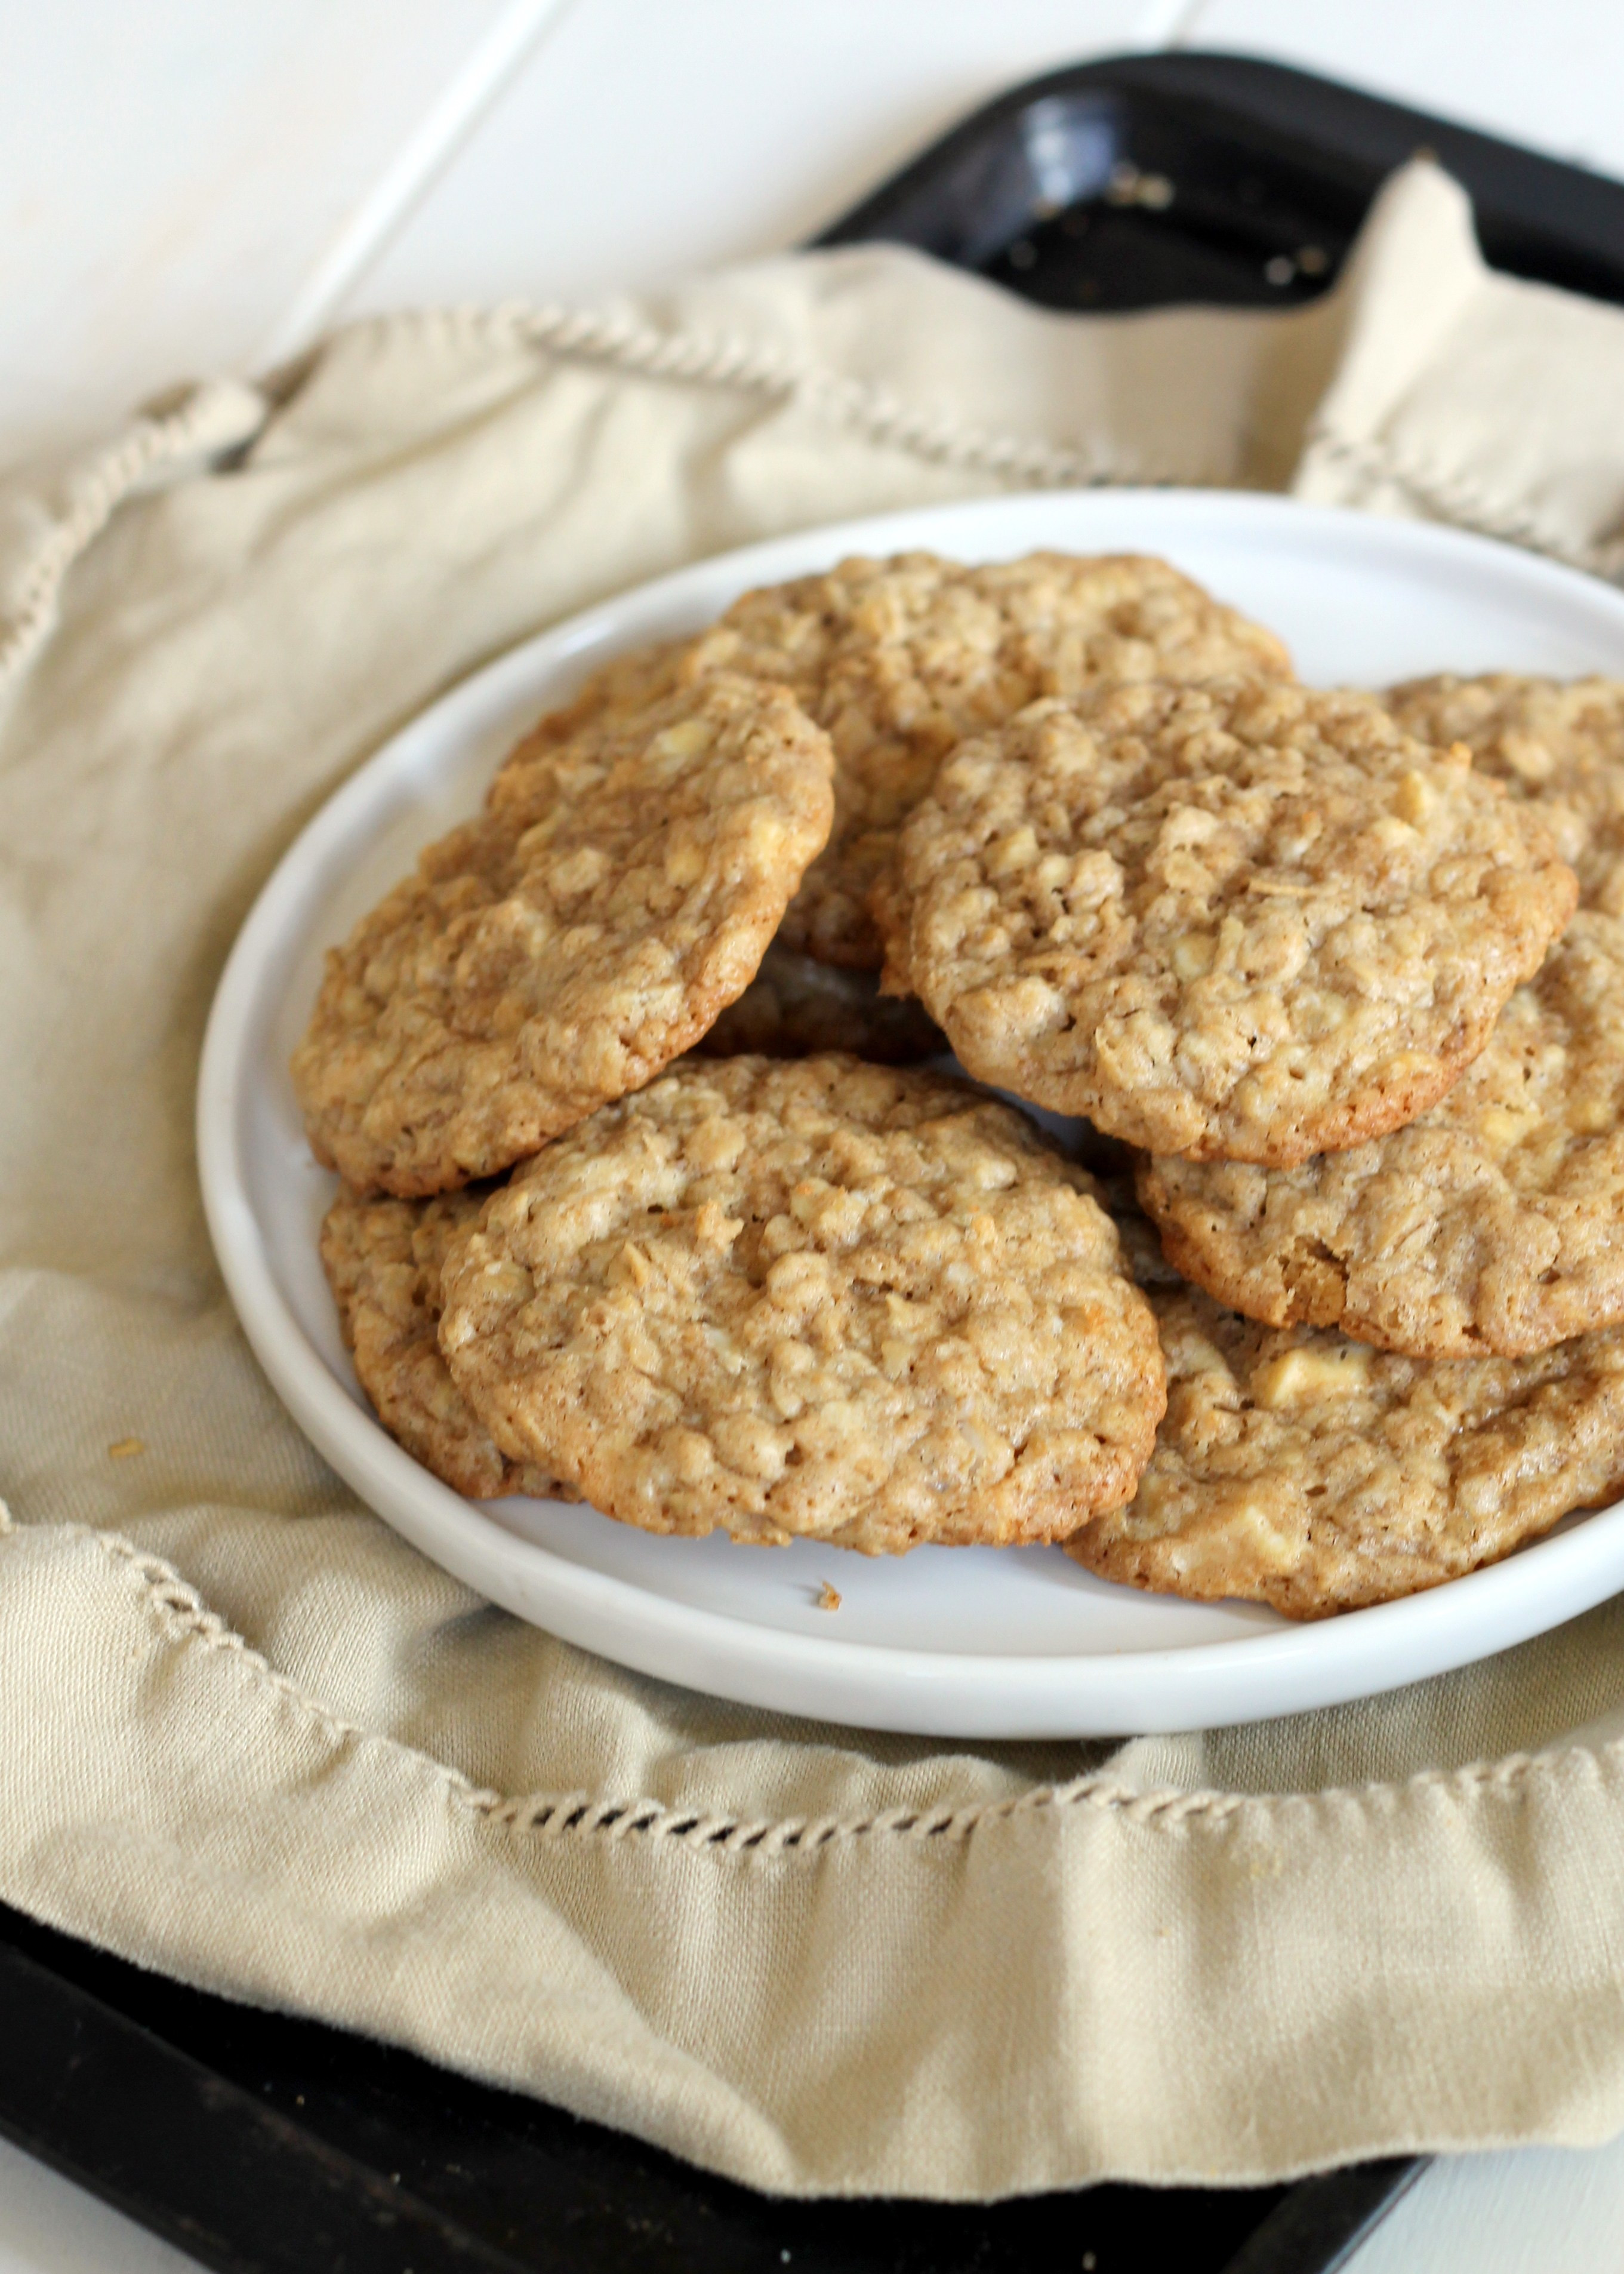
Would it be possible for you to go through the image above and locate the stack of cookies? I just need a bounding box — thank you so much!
[292,550,1624,1617]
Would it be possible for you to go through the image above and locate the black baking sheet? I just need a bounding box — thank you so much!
[818,47,1624,312]
[0,1901,1420,2273]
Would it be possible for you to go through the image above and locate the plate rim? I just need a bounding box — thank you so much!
[198,486,1624,1738]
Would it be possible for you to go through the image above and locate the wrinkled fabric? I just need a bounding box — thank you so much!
[7,162,1624,2196]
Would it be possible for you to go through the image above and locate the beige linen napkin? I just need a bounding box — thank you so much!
[7,161,1624,2198]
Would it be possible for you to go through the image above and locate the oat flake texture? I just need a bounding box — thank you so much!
[291,675,834,1195]
[498,551,1290,971]
[1386,672,1624,913]
[886,677,1577,1163]
[1136,910,1624,1358]
[1068,1283,1624,1618]
[321,1186,570,1501]
[437,1054,1166,1552]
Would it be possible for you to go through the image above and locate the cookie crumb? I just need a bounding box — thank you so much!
[107,1438,145,1460]
[815,1581,843,1612]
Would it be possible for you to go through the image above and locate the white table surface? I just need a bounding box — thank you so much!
[7,4,1624,2266]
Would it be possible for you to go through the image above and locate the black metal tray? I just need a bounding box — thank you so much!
[0,1901,1420,2273]
[817,47,1624,313]
[17,45,1621,2270]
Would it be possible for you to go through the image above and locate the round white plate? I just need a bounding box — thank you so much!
[199,488,1624,1738]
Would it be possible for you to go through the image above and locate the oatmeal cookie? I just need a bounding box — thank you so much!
[1387,673,1624,912]
[491,638,692,765]
[291,674,834,1195]
[884,677,1576,1164]
[321,1184,568,1500]
[437,1054,1166,1553]
[1136,912,1624,1357]
[1067,1284,1624,1617]
[494,553,1290,971]
[692,940,944,1063]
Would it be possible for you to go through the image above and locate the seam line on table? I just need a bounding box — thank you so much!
[251,0,586,373]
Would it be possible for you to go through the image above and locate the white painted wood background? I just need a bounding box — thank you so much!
[5,4,1624,2267]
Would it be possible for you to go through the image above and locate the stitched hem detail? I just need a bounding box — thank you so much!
[0,380,265,704]
[0,288,1221,712]
[23,1516,1607,1864]
[1301,423,1624,580]
[458,299,1198,491]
